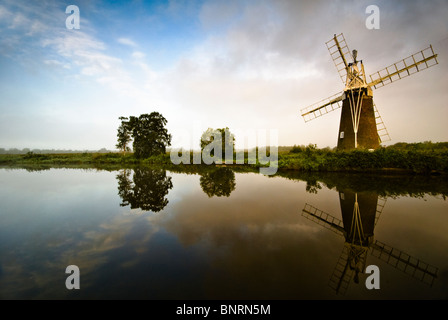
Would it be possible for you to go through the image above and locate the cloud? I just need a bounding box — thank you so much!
[117,37,137,47]
[131,51,146,59]
[1,0,447,150]
[41,31,117,75]
[8,12,30,29]
[43,59,70,69]
[162,0,448,147]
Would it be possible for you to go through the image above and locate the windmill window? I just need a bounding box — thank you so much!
[340,131,344,139]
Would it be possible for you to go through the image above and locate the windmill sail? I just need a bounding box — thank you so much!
[328,244,356,295]
[300,92,343,122]
[368,45,438,89]
[370,240,438,286]
[301,198,438,295]
[326,33,353,85]
[374,196,387,226]
[301,203,344,235]
[373,103,391,143]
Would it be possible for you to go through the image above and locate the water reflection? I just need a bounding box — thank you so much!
[113,168,444,296]
[280,170,448,199]
[199,167,236,197]
[1,166,447,299]
[116,168,173,212]
[302,185,439,295]
[116,167,236,212]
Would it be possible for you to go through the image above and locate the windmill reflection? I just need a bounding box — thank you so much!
[116,168,173,212]
[302,189,438,295]
[200,167,236,198]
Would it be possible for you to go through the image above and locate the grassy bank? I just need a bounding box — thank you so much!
[277,144,448,174]
[1,142,447,174]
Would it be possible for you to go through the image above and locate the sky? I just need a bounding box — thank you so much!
[0,0,447,151]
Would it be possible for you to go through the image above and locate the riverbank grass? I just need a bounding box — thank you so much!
[1,142,447,174]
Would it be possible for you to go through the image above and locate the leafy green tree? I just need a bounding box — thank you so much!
[116,116,131,154]
[116,168,173,212]
[200,127,235,159]
[116,168,133,203]
[118,112,171,159]
[200,167,236,197]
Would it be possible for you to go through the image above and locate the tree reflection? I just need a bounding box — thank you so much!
[305,179,322,194]
[200,167,236,197]
[116,168,173,212]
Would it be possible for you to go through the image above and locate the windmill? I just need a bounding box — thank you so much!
[301,190,438,295]
[300,33,439,150]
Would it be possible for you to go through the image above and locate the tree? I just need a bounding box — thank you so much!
[116,116,131,155]
[116,168,173,212]
[200,167,236,197]
[200,127,235,161]
[118,112,172,159]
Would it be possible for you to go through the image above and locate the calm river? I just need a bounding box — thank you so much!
[0,166,447,300]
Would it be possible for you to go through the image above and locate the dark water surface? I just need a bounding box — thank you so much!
[0,166,447,300]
